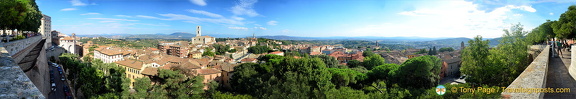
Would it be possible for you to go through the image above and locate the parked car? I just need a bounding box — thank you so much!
[51,83,56,92]
[64,85,72,96]
[63,85,68,92]
[61,75,65,81]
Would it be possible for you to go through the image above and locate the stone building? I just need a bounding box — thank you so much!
[191,26,215,45]
[59,33,82,55]
[93,46,135,63]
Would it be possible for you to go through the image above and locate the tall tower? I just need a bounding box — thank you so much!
[460,41,465,50]
[196,26,201,37]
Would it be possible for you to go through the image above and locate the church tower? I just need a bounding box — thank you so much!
[460,41,465,50]
[196,26,201,37]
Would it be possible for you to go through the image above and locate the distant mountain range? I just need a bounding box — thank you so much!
[77,33,501,47]
[258,35,449,41]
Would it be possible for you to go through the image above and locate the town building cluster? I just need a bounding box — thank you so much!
[52,25,464,90]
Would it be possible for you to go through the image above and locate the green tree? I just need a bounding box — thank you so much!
[213,44,231,55]
[363,49,375,57]
[312,55,340,68]
[327,68,367,88]
[203,48,215,57]
[460,36,491,85]
[362,54,386,70]
[212,91,253,99]
[157,69,205,98]
[390,55,442,89]
[490,23,530,86]
[134,77,151,98]
[367,64,400,83]
[78,66,104,98]
[415,49,427,54]
[231,57,335,98]
[347,60,362,68]
[248,45,271,54]
[438,47,455,52]
[0,0,27,35]
[552,5,576,39]
[326,87,369,99]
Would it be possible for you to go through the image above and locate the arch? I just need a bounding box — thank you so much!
[68,45,72,53]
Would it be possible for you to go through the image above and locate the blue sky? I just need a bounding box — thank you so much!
[37,0,576,38]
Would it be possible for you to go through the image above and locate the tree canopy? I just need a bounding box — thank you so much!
[553,5,576,39]
[248,45,271,54]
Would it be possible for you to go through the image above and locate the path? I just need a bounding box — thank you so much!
[544,49,576,98]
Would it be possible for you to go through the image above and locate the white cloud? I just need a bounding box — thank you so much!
[267,20,277,25]
[231,0,259,17]
[70,0,87,6]
[356,0,535,38]
[187,9,223,18]
[100,21,116,23]
[80,13,100,15]
[60,8,77,11]
[550,12,554,15]
[254,27,267,30]
[115,15,133,18]
[87,18,138,22]
[158,13,244,25]
[190,0,207,6]
[231,16,245,20]
[136,15,161,19]
[229,27,248,30]
[506,5,536,12]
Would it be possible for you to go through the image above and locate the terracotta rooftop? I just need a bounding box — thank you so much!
[141,67,158,76]
[150,48,159,51]
[115,59,143,69]
[269,51,284,54]
[198,68,222,75]
[95,46,135,56]
[241,58,257,62]
[60,37,74,40]
[310,52,322,55]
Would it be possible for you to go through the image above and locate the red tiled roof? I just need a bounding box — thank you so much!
[141,67,158,76]
[60,37,74,40]
[150,48,159,51]
[241,58,257,62]
[115,59,143,69]
[310,52,322,55]
[269,51,284,54]
[198,68,222,75]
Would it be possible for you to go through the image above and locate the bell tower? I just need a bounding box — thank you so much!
[196,26,201,37]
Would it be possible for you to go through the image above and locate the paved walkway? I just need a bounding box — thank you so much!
[544,49,576,98]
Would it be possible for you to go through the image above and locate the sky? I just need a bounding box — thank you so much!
[37,0,576,38]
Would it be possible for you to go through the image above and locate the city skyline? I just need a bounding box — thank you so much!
[37,0,576,38]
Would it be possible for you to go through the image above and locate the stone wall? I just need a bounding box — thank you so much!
[0,43,44,98]
[569,45,576,82]
[501,45,550,98]
[4,36,41,56]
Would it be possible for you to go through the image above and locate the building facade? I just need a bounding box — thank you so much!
[191,26,215,45]
[94,46,134,63]
[40,14,52,49]
[59,33,82,55]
